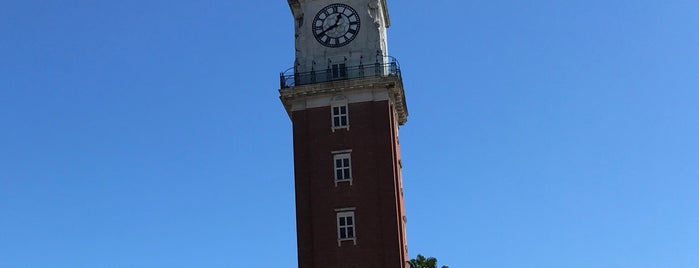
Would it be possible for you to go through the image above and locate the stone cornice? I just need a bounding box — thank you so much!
[279,75,408,125]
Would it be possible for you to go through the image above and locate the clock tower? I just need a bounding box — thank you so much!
[279,0,409,267]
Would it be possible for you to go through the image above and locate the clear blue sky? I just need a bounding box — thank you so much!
[1,1,698,267]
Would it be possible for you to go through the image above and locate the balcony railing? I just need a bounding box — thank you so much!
[280,59,401,89]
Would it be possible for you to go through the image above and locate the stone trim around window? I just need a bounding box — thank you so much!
[333,152,352,186]
[331,96,349,131]
[336,210,356,246]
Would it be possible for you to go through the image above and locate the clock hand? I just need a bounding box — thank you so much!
[319,15,343,35]
[319,24,338,35]
[333,14,342,25]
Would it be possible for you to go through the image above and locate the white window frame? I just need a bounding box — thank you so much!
[336,209,356,246]
[333,150,352,186]
[331,103,349,130]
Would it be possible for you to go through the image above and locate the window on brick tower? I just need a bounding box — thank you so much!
[333,152,352,183]
[332,104,349,129]
[330,95,349,131]
[337,211,356,243]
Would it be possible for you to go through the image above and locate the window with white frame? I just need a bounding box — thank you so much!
[337,211,356,244]
[333,152,352,183]
[332,104,349,129]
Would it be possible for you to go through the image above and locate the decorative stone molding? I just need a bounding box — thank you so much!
[279,75,408,125]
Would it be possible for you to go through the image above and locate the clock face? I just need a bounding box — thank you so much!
[312,4,361,48]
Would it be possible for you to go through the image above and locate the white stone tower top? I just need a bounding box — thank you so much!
[287,0,391,74]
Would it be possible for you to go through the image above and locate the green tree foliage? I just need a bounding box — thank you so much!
[408,254,449,268]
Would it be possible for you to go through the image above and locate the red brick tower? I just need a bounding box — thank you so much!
[279,1,409,267]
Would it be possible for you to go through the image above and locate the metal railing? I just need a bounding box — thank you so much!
[280,59,401,89]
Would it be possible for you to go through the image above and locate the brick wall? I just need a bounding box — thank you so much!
[292,100,407,268]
